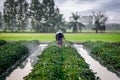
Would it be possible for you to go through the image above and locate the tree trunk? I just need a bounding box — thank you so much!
[96,28,98,33]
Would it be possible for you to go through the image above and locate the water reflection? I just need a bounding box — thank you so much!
[6,44,48,80]
[18,60,28,69]
[74,44,120,80]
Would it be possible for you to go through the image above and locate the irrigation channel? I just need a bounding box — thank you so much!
[5,44,120,80]
[6,44,48,80]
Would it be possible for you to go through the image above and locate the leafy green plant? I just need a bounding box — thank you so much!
[0,42,28,75]
[84,41,120,71]
[24,45,97,80]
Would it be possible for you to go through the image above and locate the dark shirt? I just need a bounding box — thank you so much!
[56,33,65,41]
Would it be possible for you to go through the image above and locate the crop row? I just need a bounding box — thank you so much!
[0,40,40,77]
[0,42,28,76]
[84,41,120,72]
[24,45,97,80]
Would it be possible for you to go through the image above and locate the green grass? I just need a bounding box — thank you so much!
[65,33,120,42]
[0,33,55,42]
[0,33,120,42]
[67,30,120,33]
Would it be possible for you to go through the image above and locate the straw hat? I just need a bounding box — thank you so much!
[56,29,63,34]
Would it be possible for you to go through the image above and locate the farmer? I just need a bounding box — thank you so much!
[56,30,65,48]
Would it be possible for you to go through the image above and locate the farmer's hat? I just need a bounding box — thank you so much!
[56,29,63,34]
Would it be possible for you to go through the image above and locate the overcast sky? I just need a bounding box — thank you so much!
[0,0,120,23]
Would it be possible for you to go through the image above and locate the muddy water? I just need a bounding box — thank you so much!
[6,44,48,80]
[74,44,120,80]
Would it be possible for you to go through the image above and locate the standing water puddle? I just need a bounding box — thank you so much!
[6,44,48,80]
[74,44,120,80]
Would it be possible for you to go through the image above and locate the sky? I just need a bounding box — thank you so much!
[0,0,120,23]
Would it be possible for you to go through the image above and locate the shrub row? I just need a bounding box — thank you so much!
[0,40,7,46]
[0,42,28,75]
[84,41,120,71]
[24,46,97,80]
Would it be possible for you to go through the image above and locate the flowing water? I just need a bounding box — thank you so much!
[6,44,48,80]
[5,44,120,80]
[74,44,120,80]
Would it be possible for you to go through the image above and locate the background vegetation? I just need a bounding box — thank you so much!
[0,0,120,33]
[0,33,120,42]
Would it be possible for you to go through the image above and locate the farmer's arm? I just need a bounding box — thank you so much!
[56,34,57,41]
[63,35,65,40]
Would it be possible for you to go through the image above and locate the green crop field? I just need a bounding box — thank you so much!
[0,33,120,42]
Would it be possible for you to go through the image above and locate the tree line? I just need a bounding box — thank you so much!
[0,0,108,33]
[0,0,65,33]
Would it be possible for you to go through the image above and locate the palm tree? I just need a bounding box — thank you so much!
[68,12,84,33]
